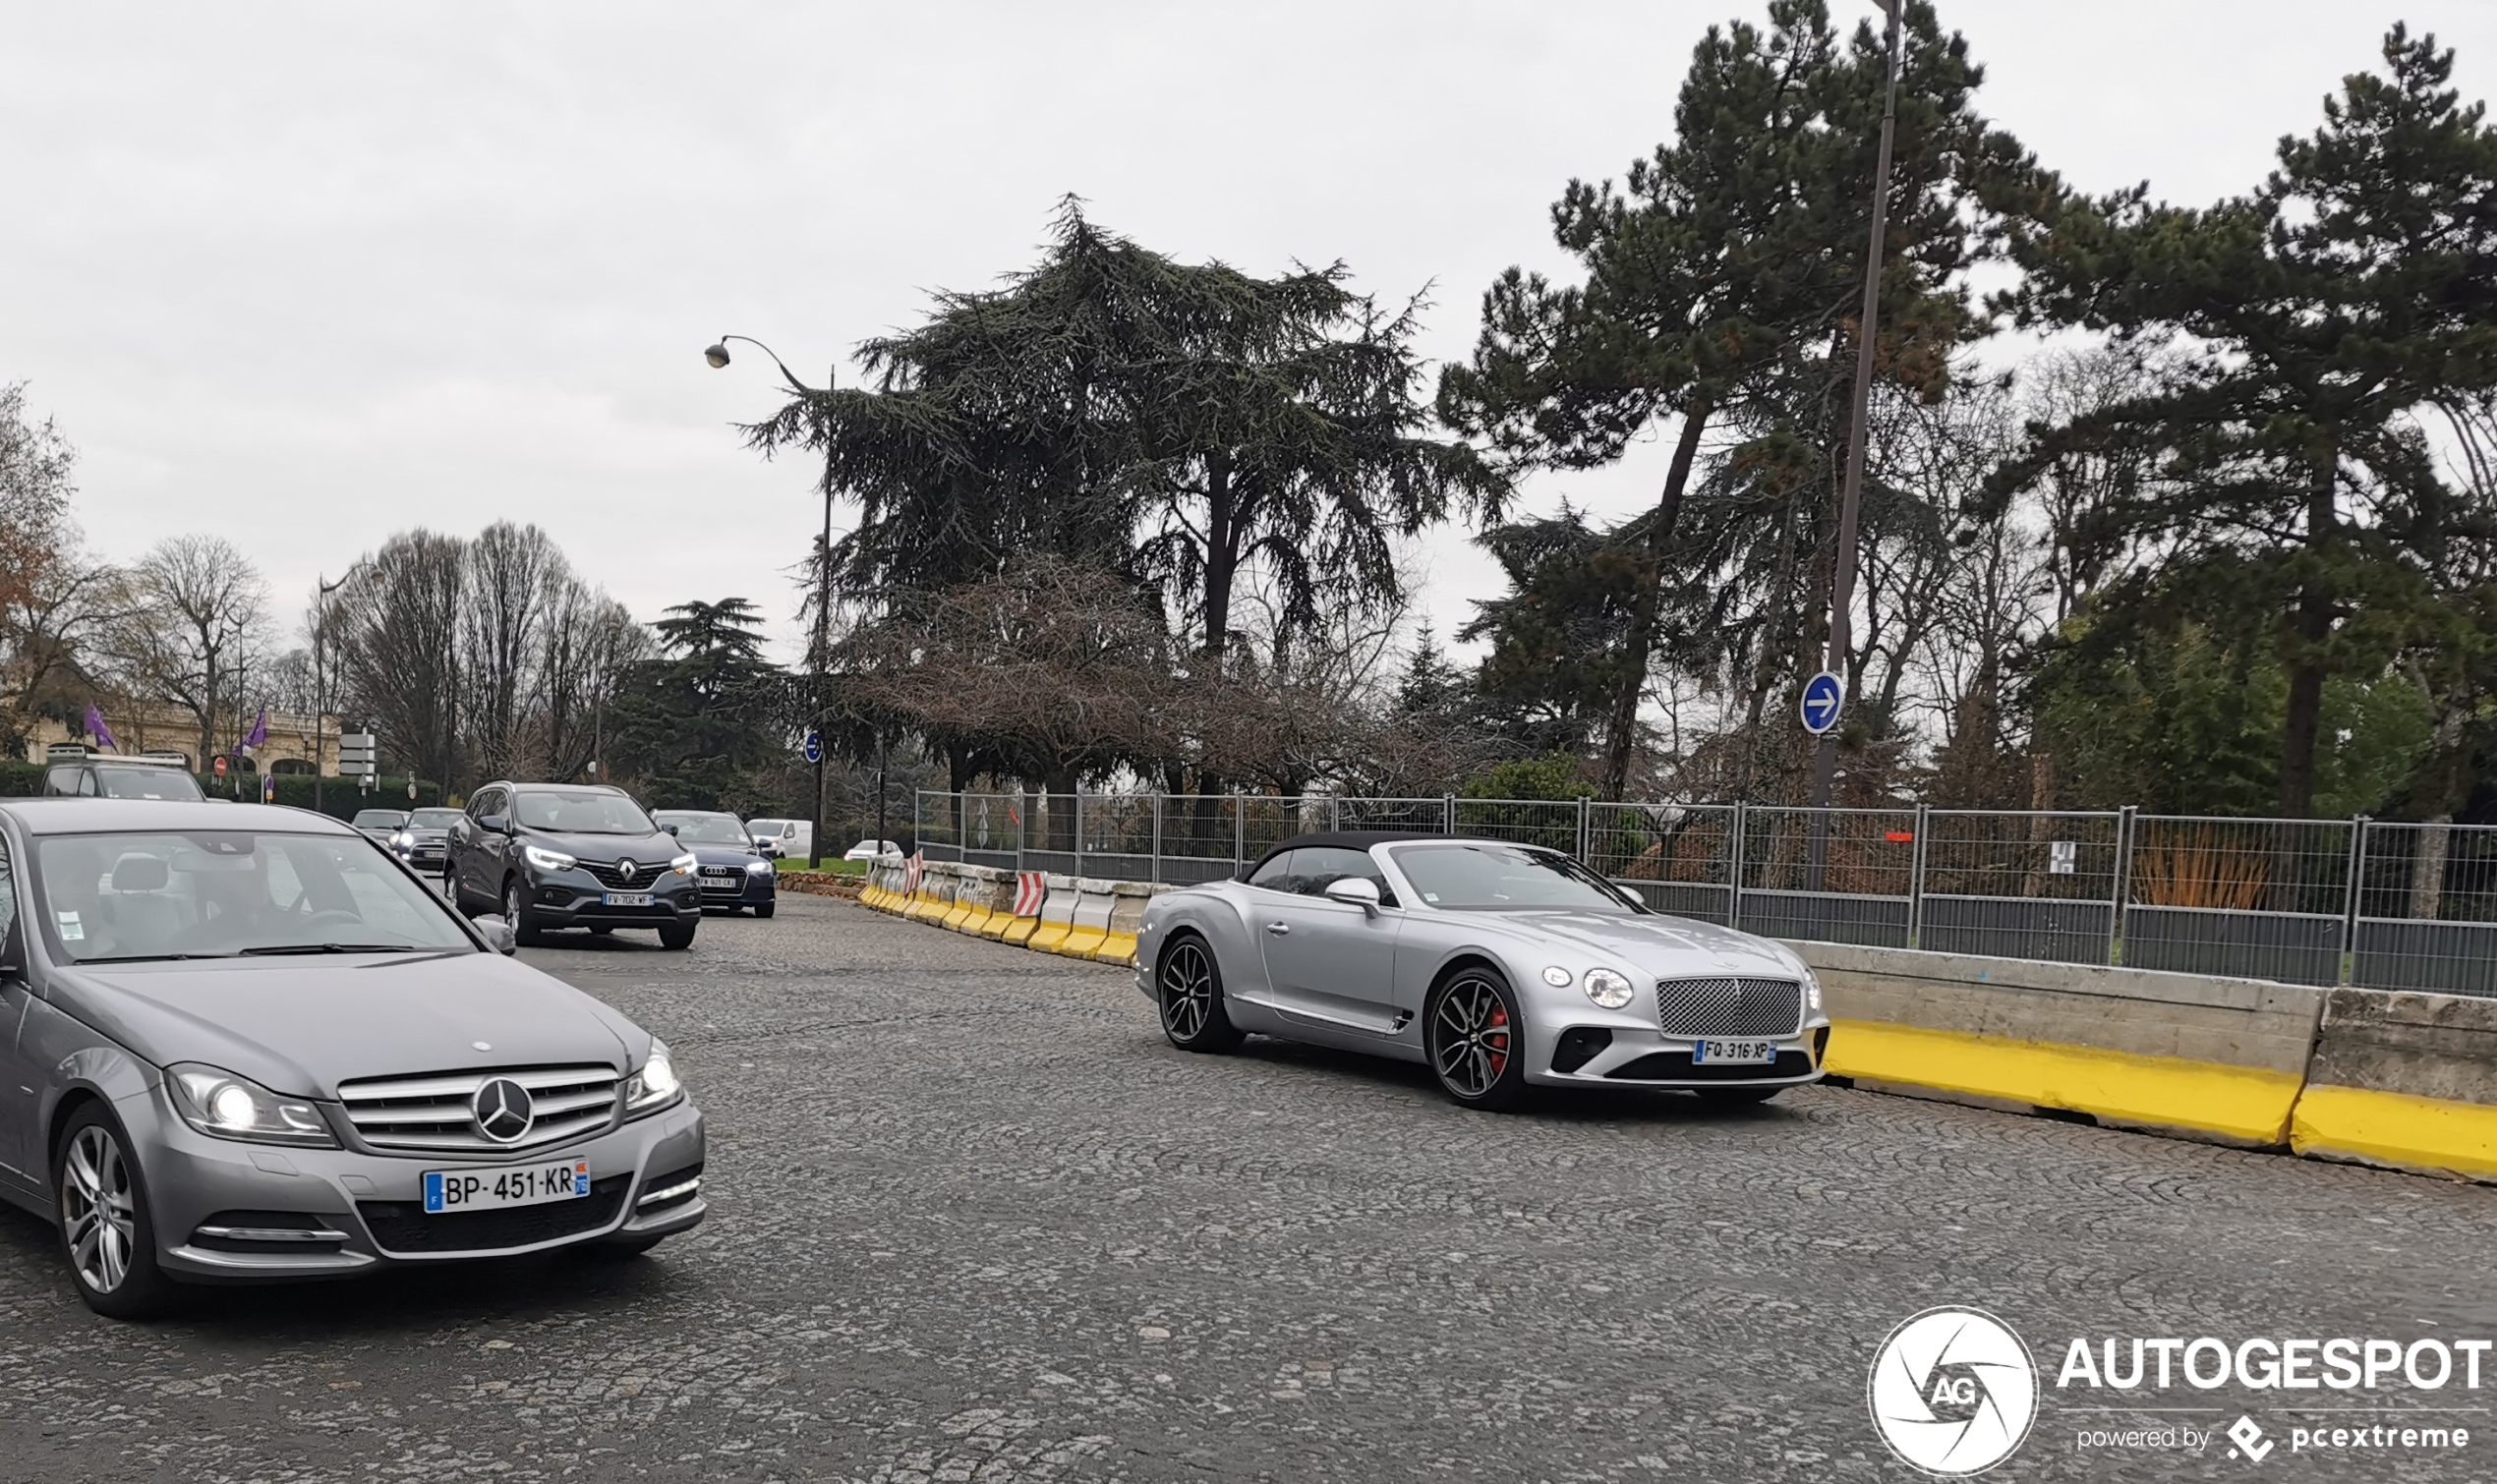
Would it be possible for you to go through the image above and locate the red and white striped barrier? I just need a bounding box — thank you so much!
[1013,870,1046,917]
[903,851,924,894]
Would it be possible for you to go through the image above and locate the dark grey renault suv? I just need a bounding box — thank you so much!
[445,783,702,949]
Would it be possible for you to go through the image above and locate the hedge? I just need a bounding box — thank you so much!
[0,761,442,819]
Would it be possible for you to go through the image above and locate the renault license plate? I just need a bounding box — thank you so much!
[424,1158,591,1214]
[1692,1039,1775,1065]
[604,891,654,907]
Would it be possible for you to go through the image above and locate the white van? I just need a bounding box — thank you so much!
[742,818,811,860]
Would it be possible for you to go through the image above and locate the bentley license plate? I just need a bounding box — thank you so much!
[604,891,655,907]
[1692,1039,1775,1065]
[423,1158,590,1213]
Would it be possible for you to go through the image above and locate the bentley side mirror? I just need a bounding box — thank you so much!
[664,824,679,836]
[1322,877,1383,915]
[475,914,520,955]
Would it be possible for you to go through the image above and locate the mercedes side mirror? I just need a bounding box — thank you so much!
[1323,877,1383,915]
[475,914,519,954]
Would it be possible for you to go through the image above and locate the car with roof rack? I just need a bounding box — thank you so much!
[1133,830,1830,1112]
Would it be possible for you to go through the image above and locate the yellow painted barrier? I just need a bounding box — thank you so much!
[2291,1084,2497,1181]
[940,897,976,932]
[1058,923,1109,959]
[1001,913,1041,945]
[956,904,996,936]
[1826,1018,2303,1146]
[1089,931,1139,967]
[980,909,1018,941]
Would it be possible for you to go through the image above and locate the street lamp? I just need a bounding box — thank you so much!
[708,332,838,871]
[1807,0,1904,885]
[311,560,373,817]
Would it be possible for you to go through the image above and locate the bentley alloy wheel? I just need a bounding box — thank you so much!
[1428,968,1528,1112]
[1158,936,1243,1053]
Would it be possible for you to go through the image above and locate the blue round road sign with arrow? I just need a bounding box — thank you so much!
[802,729,824,765]
[1800,670,1844,735]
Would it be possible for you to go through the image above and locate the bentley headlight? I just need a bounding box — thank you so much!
[624,1039,683,1116]
[745,858,774,875]
[1540,966,1573,988]
[524,843,577,873]
[1583,968,1635,1009]
[670,852,699,876]
[1805,974,1824,1013]
[167,1063,339,1147]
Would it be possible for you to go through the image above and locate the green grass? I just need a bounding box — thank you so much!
[775,856,866,876]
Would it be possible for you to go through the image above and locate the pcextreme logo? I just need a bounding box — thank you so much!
[1868,1306,2041,1475]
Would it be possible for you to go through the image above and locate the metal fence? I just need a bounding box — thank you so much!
[911,792,2497,997]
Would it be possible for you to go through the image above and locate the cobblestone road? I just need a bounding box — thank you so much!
[2,892,2494,1482]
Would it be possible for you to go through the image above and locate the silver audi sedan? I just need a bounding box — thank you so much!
[1134,831,1830,1111]
[0,798,706,1318]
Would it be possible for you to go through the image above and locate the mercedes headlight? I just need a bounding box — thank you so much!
[745,858,774,875]
[167,1063,339,1147]
[1583,967,1635,1009]
[524,843,577,872]
[623,1039,683,1116]
[670,852,698,876]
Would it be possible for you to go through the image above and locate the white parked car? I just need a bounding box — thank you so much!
[742,818,810,860]
[844,838,901,862]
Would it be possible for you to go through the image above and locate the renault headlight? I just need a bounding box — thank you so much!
[1583,967,1635,1009]
[524,843,577,873]
[745,858,774,875]
[167,1063,339,1147]
[670,852,698,876]
[624,1039,683,1116]
[392,831,415,849]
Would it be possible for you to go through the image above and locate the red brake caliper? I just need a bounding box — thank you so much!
[1484,1000,1509,1076]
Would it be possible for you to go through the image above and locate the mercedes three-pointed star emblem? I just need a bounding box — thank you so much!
[471,1077,535,1144]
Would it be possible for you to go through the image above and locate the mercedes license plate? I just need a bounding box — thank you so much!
[423,1158,590,1214]
[603,891,654,907]
[1692,1039,1775,1065]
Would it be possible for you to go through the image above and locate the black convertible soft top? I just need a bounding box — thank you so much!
[1240,830,1527,881]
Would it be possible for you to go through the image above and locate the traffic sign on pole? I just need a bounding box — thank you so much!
[802,729,823,765]
[1800,671,1844,735]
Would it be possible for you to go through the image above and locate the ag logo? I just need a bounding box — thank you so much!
[1868,1306,2038,1475]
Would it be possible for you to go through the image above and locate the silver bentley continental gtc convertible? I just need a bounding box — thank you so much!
[0,798,706,1318]
[1133,832,1830,1112]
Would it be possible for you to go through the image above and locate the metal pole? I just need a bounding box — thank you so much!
[2110,805,2136,966]
[1443,792,1456,833]
[1074,789,1084,879]
[2341,815,2369,986]
[1577,795,1592,864]
[1234,790,1245,870]
[1729,801,1746,931]
[1151,793,1164,885]
[874,732,887,856]
[1807,0,1905,833]
[1906,802,1929,949]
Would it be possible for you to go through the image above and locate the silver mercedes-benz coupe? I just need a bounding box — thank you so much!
[0,798,705,1318]
[1134,831,1830,1111]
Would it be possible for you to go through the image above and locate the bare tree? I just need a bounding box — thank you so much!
[0,383,127,756]
[459,522,566,780]
[334,530,466,786]
[123,535,270,767]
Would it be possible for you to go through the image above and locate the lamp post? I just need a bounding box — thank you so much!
[1807,0,1904,886]
[311,561,371,817]
[706,334,837,871]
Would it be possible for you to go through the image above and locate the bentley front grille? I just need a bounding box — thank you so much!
[1653,977,1804,1039]
[336,1064,620,1155]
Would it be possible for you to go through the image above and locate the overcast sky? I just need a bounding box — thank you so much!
[9,1,2495,665]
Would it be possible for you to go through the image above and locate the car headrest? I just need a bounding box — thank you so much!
[111,854,172,893]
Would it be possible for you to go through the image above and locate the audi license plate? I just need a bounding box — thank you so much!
[1691,1039,1776,1065]
[603,891,655,907]
[424,1158,590,1214]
